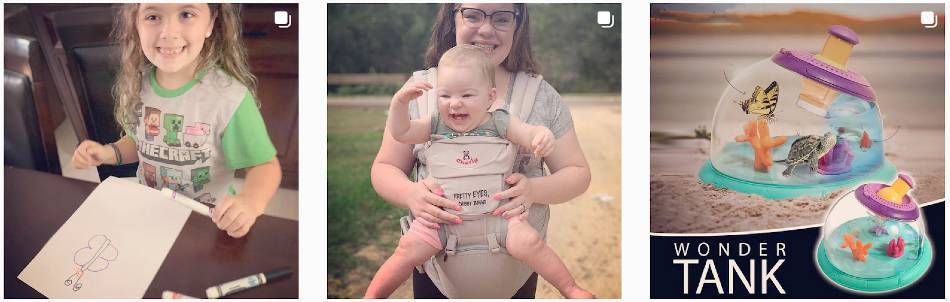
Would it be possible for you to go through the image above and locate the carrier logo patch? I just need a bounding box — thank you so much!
[456,150,479,166]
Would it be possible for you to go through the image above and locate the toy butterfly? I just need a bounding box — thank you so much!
[738,81,779,121]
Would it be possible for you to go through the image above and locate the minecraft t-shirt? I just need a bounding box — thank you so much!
[128,67,276,206]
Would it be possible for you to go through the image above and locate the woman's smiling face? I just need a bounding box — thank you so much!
[454,3,517,68]
[136,3,213,75]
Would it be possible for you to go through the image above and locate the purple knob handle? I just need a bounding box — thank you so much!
[828,25,859,45]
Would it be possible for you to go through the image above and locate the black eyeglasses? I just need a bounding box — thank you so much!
[456,7,519,31]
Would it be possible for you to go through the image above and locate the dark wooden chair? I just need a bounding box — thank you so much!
[31,5,137,180]
[3,34,61,173]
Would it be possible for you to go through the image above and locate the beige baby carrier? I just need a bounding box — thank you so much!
[401,67,545,298]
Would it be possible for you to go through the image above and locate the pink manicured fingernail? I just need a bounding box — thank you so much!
[455,218,462,224]
[493,194,502,200]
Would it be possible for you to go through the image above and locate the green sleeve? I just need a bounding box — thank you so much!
[491,108,510,138]
[430,112,440,134]
[221,91,277,170]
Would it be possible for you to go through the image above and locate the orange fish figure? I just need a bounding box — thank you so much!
[841,234,872,262]
[860,131,872,150]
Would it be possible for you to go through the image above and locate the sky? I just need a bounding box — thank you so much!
[651,3,945,19]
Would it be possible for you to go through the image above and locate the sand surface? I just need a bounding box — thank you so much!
[330,98,622,298]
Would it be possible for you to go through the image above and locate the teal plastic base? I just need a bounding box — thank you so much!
[816,238,933,293]
[697,160,897,200]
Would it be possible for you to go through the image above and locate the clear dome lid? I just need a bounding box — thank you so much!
[708,25,885,186]
[820,174,927,280]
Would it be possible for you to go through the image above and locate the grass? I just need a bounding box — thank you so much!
[327,106,407,281]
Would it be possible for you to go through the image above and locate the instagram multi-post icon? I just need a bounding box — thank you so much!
[921,11,938,28]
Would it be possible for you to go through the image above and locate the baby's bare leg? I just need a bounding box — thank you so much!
[364,232,440,298]
[506,217,594,298]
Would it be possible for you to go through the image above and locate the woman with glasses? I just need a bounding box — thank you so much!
[370,3,592,298]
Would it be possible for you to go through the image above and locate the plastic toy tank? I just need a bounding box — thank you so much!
[816,173,933,293]
[699,25,896,199]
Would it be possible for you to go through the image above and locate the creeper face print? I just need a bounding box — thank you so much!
[142,162,158,188]
[183,122,211,149]
[191,166,211,192]
[160,166,186,192]
[144,107,162,141]
[163,113,184,147]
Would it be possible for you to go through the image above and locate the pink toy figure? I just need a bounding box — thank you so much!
[887,236,905,258]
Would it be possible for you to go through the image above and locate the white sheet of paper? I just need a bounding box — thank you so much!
[18,177,192,298]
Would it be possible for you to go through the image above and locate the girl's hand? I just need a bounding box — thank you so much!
[492,173,533,219]
[393,81,433,105]
[71,140,114,169]
[530,128,556,157]
[211,195,263,238]
[408,177,462,229]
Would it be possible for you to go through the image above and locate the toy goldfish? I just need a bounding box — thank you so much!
[860,131,872,150]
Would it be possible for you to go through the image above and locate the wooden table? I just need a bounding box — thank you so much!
[3,167,298,298]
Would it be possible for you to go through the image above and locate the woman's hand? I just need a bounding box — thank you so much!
[71,140,114,169]
[212,195,263,238]
[408,177,462,229]
[491,173,533,219]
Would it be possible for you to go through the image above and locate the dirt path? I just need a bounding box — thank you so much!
[330,99,622,298]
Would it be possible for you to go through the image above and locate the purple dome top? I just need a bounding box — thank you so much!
[855,183,919,221]
[828,25,860,45]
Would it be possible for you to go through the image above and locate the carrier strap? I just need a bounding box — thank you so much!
[508,72,543,121]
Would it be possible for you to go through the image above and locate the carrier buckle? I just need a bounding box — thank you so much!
[488,233,502,254]
[445,234,458,256]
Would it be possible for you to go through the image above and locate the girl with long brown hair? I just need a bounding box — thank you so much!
[71,3,281,238]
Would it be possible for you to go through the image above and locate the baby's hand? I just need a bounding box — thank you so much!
[530,128,556,157]
[71,140,113,169]
[211,195,263,238]
[393,81,433,104]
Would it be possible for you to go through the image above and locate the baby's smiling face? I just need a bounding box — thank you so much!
[436,65,496,133]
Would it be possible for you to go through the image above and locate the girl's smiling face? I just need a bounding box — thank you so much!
[437,66,497,133]
[137,3,213,77]
[454,3,517,68]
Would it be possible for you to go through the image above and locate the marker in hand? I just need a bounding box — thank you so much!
[161,188,214,217]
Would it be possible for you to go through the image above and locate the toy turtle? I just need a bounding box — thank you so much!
[781,132,837,176]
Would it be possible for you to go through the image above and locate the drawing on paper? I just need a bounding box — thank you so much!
[64,234,118,291]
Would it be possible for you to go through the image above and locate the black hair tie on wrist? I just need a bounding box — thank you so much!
[109,143,122,165]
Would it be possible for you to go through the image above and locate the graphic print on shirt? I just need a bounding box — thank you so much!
[183,122,211,149]
[144,107,162,141]
[142,162,158,188]
[138,113,213,166]
[131,102,144,134]
[163,113,184,147]
[191,166,211,192]
[160,166,188,192]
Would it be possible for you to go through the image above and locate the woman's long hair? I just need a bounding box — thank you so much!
[111,3,257,132]
[424,3,540,75]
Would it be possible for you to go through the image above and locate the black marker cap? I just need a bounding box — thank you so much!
[264,267,293,283]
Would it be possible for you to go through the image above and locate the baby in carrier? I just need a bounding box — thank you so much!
[364,45,592,298]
